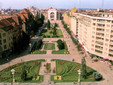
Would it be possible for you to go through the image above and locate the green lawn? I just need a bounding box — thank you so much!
[52,50,69,54]
[0,59,45,83]
[52,42,70,54]
[44,43,55,50]
[51,60,98,82]
[39,29,63,38]
[31,51,46,54]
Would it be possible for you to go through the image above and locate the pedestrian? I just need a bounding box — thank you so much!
[109,63,112,70]
[72,59,75,61]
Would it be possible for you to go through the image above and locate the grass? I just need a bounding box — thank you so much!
[52,42,70,54]
[0,59,45,83]
[39,29,63,38]
[31,50,46,54]
[44,43,55,50]
[51,60,98,82]
[52,50,69,54]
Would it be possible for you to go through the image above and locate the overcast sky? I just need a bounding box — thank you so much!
[0,0,112,9]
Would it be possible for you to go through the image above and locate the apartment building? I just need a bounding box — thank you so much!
[71,13,113,59]
[0,8,34,57]
[0,20,13,56]
[64,11,113,60]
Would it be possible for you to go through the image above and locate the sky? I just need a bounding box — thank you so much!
[0,0,113,9]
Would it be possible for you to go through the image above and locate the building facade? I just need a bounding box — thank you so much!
[64,10,113,60]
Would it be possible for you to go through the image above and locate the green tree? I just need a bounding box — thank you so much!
[54,23,59,28]
[81,57,87,79]
[53,25,57,36]
[99,10,104,12]
[57,39,65,50]
[47,20,51,30]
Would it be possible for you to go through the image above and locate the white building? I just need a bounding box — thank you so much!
[48,8,57,21]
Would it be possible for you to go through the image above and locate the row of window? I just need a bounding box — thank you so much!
[93,19,113,23]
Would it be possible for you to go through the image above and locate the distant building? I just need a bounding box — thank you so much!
[40,8,64,21]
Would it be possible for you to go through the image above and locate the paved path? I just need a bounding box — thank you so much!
[0,20,113,85]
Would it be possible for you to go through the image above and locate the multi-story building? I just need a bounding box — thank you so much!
[0,20,13,57]
[64,10,113,60]
[0,8,33,57]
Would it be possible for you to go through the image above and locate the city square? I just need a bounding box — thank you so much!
[0,0,113,85]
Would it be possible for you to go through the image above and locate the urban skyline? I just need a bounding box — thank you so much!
[0,0,113,9]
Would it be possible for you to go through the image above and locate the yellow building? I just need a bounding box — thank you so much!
[63,8,78,29]
[0,23,13,56]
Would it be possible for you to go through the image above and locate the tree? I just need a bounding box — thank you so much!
[53,25,57,36]
[99,10,104,12]
[47,20,51,30]
[81,57,87,79]
[21,66,27,81]
[57,39,65,50]
[54,23,59,28]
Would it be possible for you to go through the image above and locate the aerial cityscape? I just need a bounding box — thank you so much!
[0,0,113,85]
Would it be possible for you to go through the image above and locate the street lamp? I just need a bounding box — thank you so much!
[29,43,31,47]
[11,69,15,85]
[78,69,81,85]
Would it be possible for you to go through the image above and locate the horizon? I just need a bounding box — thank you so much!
[0,0,113,9]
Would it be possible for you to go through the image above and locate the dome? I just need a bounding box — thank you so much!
[71,8,77,12]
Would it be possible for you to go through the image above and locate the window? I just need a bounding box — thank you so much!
[92,44,94,46]
[95,45,103,49]
[92,40,94,42]
[107,24,110,27]
[107,20,110,22]
[95,49,102,53]
[96,28,104,31]
[4,45,7,49]
[3,33,6,37]
[92,36,95,38]
[97,19,105,22]
[3,39,6,43]
[97,24,105,27]
[106,34,109,37]
[106,29,109,32]
[105,43,108,46]
[93,23,96,25]
[105,39,109,41]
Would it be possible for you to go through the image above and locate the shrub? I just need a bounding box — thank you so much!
[81,57,87,79]
[32,39,43,51]
[93,72,102,81]
[57,39,65,50]
[21,66,27,81]
[77,44,82,51]
[47,20,51,30]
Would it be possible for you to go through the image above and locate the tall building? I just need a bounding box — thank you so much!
[64,9,113,60]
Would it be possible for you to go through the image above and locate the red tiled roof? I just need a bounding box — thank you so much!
[11,15,20,25]
[17,13,26,22]
[0,19,13,31]
[6,18,16,27]
[20,9,30,14]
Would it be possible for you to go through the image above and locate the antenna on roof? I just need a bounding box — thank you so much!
[78,0,81,12]
[102,0,104,9]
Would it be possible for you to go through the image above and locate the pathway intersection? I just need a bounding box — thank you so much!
[0,20,113,85]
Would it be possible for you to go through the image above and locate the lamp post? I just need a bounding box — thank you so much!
[29,43,32,52]
[78,69,81,85]
[11,69,15,85]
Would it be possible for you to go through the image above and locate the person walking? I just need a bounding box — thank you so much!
[109,62,112,70]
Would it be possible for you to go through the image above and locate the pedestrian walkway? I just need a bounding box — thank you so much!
[0,20,113,85]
